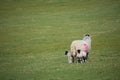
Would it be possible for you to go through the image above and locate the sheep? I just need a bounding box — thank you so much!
[65,34,91,63]
[76,50,87,63]
[82,34,91,60]
[65,40,82,63]
[65,51,73,63]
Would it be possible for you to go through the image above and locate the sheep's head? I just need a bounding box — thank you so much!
[76,50,81,58]
[65,50,72,56]
[83,34,90,40]
[65,51,73,63]
[85,34,90,36]
[83,34,91,44]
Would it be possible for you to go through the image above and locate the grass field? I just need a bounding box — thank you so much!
[0,0,120,80]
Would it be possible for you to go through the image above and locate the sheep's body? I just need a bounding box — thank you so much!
[70,40,90,54]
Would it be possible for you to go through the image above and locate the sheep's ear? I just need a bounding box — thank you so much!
[87,34,90,36]
[87,34,91,37]
[84,34,90,36]
[65,51,68,55]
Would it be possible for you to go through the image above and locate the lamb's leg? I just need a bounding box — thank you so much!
[72,56,74,63]
[86,52,89,60]
[78,57,82,63]
[83,56,86,62]
[77,57,80,63]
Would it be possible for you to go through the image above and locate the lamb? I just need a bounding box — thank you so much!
[76,50,87,63]
[65,34,91,63]
[65,51,73,63]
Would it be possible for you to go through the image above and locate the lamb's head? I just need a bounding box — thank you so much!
[65,50,73,63]
[65,51,71,57]
[76,50,81,58]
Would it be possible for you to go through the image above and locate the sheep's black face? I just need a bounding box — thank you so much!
[77,50,81,54]
[65,51,68,55]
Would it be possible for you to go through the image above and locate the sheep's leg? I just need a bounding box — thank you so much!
[83,56,86,62]
[77,57,80,63]
[72,56,74,63]
[86,52,89,60]
[78,57,82,63]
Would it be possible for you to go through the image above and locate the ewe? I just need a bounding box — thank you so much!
[65,34,91,63]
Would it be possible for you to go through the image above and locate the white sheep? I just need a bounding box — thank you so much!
[76,50,87,63]
[65,51,73,63]
[65,34,91,63]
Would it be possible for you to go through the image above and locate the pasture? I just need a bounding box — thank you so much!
[0,0,120,80]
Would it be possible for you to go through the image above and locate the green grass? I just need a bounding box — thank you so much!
[0,0,120,80]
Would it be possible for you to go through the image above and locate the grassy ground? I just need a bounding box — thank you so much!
[0,0,120,80]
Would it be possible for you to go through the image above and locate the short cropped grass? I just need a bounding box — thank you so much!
[0,0,120,80]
